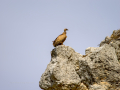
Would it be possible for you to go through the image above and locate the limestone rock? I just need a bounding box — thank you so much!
[78,44,120,89]
[111,29,120,40]
[99,29,120,62]
[89,82,112,90]
[39,45,82,90]
[39,30,120,90]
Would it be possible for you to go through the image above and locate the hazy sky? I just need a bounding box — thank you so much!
[0,0,120,90]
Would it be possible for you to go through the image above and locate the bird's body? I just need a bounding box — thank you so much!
[53,28,68,47]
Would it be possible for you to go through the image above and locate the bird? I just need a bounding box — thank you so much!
[53,28,68,47]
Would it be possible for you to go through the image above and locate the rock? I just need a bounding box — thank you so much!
[99,40,106,47]
[109,40,120,63]
[39,30,120,90]
[111,29,120,39]
[99,29,120,63]
[89,82,112,90]
[39,45,82,90]
[78,44,120,89]
[85,47,102,55]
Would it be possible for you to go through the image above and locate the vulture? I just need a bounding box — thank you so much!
[53,28,68,47]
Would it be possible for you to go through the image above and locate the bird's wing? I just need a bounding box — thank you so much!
[54,34,66,43]
[61,36,67,43]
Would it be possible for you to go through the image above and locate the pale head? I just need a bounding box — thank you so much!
[64,28,68,32]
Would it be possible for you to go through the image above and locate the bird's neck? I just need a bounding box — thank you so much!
[63,31,66,34]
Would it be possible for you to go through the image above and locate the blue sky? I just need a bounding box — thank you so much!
[0,0,120,90]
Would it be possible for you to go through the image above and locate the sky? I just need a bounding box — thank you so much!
[0,0,120,90]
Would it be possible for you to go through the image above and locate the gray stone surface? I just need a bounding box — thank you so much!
[39,45,83,90]
[39,30,120,90]
[99,29,120,63]
[78,44,120,89]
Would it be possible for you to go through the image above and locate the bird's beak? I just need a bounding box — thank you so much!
[66,29,68,31]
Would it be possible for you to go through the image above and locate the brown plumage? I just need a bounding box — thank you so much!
[53,28,68,47]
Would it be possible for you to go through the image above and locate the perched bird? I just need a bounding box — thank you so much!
[53,28,68,47]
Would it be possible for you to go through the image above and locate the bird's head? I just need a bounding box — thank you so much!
[64,28,68,32]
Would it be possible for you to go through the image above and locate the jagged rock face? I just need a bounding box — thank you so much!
[39,45,86,90]
[39,30,120,90]
[99,29,120,63]
[78,44,120,89]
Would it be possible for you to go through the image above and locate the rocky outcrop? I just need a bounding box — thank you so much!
[99,29,120,63]
[39,30,120,90]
